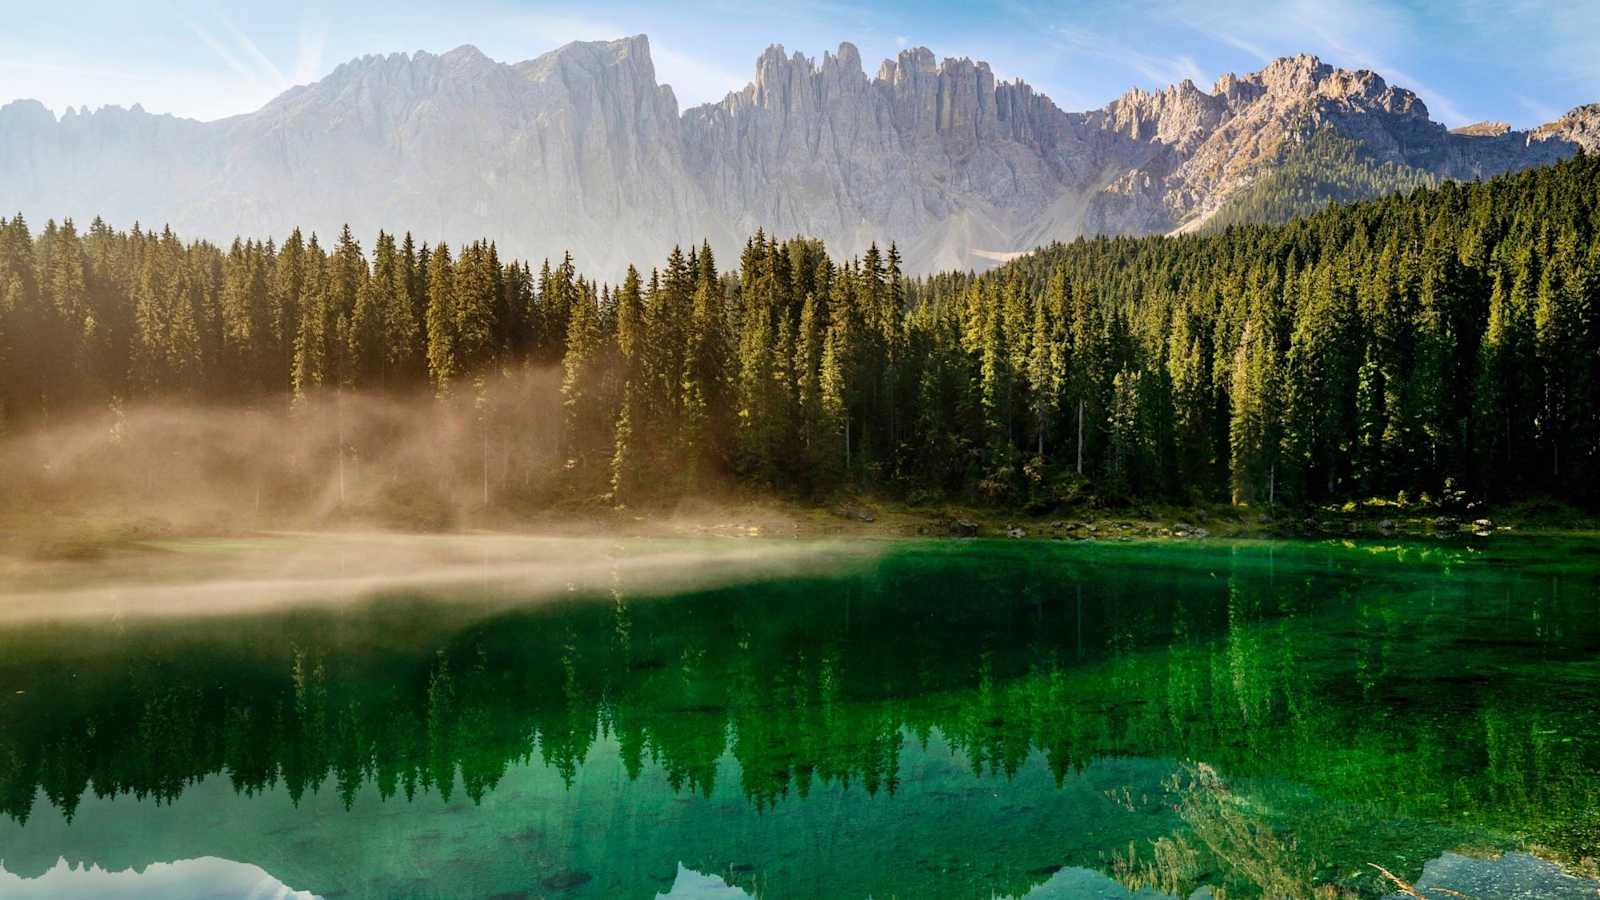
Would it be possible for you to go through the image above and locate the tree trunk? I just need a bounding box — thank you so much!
[1076,400,1084,475]
[337,387,346,506]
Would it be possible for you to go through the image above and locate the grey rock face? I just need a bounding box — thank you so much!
[1,38,1595,276]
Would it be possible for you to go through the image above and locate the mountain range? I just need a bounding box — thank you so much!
[2,35,1597,274]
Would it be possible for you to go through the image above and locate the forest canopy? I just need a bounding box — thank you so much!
[2,154,1598,514]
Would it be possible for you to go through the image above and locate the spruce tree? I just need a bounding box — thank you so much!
[425,242,457,396]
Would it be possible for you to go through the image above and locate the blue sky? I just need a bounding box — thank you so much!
[3,0,1596,128]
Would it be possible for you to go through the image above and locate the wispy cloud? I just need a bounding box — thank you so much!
[215,12,288,86]
[180,10,330,104]
[1045,21,1209,89]
[182,14,282,98]
[292,23,327,85]
[1514,94,1561,126]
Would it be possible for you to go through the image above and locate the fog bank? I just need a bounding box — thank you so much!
[1,373,567,541]
[0,531,879,625]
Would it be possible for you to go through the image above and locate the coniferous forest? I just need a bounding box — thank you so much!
[3,154,1600,513]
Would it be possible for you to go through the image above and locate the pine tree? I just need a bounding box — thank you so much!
[291,234,331,403]
[383,232,423,385]
[1104,369,1143,500]
[610,266,647,502]
[221,238,272,397]
[425,242,458,396]
[1167,298,1211,495]
[978,283,1010,451]
[453,241,498,376]
[271,230,306,392]
[349,231,393,387]
[561,281,608,476]
[1230,304,1283,507]
[681,278,730,481]
[1026,272,1065,460]
[610,385,638,504]
[41,218,94,407]
[795,292,829,489]
[819,319,849,476]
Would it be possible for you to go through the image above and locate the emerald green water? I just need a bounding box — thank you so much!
[2,536,1599,898]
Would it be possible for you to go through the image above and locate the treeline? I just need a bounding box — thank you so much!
[3,154,1599,509]
[0,221,574,410]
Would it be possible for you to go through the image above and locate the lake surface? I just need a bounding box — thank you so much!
[2,535,1599,899]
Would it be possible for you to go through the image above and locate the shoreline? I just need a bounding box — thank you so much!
[5,493,1595,568]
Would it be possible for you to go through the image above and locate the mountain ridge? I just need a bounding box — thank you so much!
[3,35,1597,274]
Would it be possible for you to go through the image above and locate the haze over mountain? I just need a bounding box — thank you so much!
[2,34,1597,274]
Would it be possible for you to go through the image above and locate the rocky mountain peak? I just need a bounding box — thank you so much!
[0,98,56,127]
[1453,121,1512,136]
[516,35,657,84]
[440,44,490,64]
[1258,53,1332,93]
[1533,103,1600,149]
[826,41,862,73]
[2,35,1596,276]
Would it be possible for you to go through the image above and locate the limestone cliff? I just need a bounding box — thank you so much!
[1,38,1594,274]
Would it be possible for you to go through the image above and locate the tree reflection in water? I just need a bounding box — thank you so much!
[2,536,1598,898]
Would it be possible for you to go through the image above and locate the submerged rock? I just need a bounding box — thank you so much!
[949,519,979,537]
[1381,851,1600,900]
[1016,863,1178,898]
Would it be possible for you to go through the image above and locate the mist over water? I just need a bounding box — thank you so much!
[1,371,565,539]
[0,531,881,625]
[0,372,879,625]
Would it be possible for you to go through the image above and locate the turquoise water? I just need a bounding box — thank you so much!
[1,536,1598,898]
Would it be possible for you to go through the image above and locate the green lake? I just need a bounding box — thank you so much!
[2,535,1599,898]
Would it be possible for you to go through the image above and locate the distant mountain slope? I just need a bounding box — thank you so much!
[1195,127,1440,231]
[1,37,1596,274]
